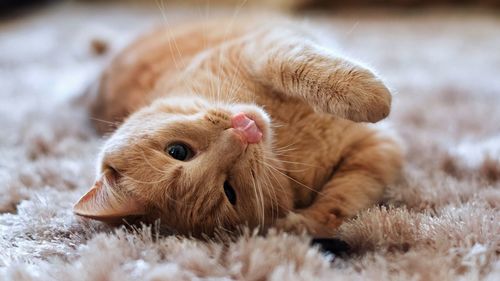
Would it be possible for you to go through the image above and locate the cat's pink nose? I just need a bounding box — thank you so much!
[231,112,263,144]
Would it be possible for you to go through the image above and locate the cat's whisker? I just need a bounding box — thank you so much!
[196,1,210,51]
[272,140,300,151]
[272,144,299,152]
[260,165,282,223]
[215,217,235,236]
[264,156,312,168]
[268,151,302,161]
[267,146,297,155]
[226,91,240,105]
[112,168,163,186]
[270,145,300,155]
[89,117,120,126]
[269,121,287,129]
[258,161,297,226]
[205,66,221,107]
[262,149,312,172]
[257,176,266,228]
[225,44,247,103]
[156,0,186,71]
[262,164,295,215]
[156,0,205,99]
[262,156,320,168]
[249,170,261,227]
[257,159,323,196]
[227,78,244,104]
[255,177,264,228]
[215,0,248,107]
[258,173,267,228]
[250,168,265,229]
[186,77,207,100]
[264,168,280,221]
[261,164,310,173]
[261,158,310,173]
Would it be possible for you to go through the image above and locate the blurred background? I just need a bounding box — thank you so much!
[2,0,500,14]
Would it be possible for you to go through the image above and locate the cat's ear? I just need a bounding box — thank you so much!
[73,177,145,223]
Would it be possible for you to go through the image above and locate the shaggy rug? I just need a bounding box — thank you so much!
[1,2,499,280]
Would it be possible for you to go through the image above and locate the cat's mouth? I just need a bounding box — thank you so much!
[230,112,263,144]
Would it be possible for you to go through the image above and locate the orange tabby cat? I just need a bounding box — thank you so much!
[74,18,402,237]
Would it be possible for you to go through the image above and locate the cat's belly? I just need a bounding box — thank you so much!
[266,100,350,208]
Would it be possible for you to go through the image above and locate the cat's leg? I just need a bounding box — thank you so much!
[276,126,403,237]
[243,26,392,123]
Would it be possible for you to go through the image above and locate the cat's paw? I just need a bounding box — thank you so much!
[318,65,392,123]
[275,211,341,237]
[275,212,312,234]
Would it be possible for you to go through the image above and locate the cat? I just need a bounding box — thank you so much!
[74,17,403,238]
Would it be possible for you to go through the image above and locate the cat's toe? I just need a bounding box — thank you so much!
[323,67,392,123]
[275,212,310,234]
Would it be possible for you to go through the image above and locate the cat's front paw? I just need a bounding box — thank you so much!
[319,66,391,123]
[275,212,311,234]
[275,211,341,237]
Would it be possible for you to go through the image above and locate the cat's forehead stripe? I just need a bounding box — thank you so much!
[103,112,210,152]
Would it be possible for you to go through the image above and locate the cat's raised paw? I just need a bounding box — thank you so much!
[320,66,392,123]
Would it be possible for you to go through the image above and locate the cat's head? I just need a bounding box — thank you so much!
[74,97,293,236]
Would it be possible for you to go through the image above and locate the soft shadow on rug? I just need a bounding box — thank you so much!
[0,2,499,280]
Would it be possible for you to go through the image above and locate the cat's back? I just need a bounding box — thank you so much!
[90,18,267,132]
[105,16,282,82]
[90,16,313,133]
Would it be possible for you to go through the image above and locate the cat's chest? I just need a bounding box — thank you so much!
[267,102,347,208]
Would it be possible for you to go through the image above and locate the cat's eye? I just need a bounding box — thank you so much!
[166,143,192,161]
[223,181,237,205]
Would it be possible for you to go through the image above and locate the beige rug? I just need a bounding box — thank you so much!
[1,2,499,280]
